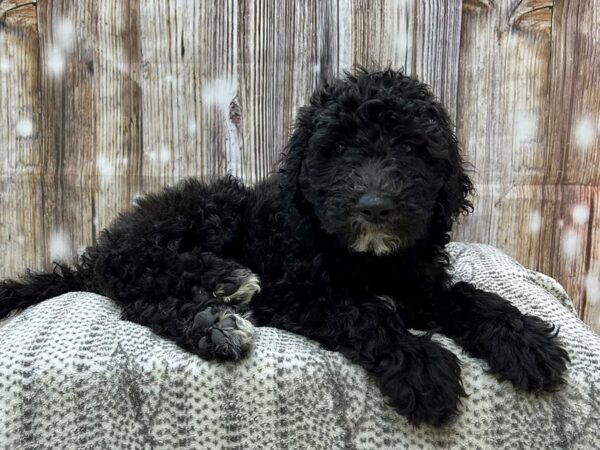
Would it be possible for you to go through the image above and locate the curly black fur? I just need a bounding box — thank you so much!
[0,68,569,426]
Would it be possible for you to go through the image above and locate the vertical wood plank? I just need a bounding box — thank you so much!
[350,0,463,123]
[538,186,596,316]
[0,1,46,277]
[0,1,41,176]
[236,0,348,183]
[0,175,47,276]
[454,0,600,330]
[136,0,247,184]
[540,0,600,323]
[92,0,144,232]
[545,0,600,187]
[453,0,554,269]
[351,1,416,77]
[456,0,554,188]
[413,0,463,122]
[36,0,98,266]
[584,190,600,329]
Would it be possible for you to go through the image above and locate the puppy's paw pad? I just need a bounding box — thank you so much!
[193,307,217,329]
[196,309,255,360]
[213,269,261,304]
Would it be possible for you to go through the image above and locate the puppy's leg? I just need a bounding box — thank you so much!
[101,251,260,360]
[433,282,569,392]
[268,301,465,426]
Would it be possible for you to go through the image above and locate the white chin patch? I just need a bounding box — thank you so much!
[350,230,402,255]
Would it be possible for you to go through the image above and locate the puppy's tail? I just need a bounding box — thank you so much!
[0,262,93,320]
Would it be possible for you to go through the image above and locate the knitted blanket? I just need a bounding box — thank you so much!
[0,243,599,449]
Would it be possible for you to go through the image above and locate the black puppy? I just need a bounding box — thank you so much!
[0,68,568,426]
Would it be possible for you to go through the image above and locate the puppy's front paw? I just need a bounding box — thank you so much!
[386,339,465,426]
[485,315,569,392]
[213,269,261,305]
[192,307,255,360]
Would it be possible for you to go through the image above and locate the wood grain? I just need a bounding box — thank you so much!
[350,0,463,122]
[541,0,600,324]
[0,0,46,276]
[452,0,555,270]
[0,0,599,331]
[453,0,600,321]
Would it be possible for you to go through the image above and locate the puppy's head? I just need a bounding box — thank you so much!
[280,68,473,255]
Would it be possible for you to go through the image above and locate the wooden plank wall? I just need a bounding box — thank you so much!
[1,0,599,331]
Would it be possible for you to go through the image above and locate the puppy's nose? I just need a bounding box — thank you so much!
[357,193,394,223]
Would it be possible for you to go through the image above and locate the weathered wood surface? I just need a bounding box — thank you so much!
[0,0,599,331]
[453,0,600,330]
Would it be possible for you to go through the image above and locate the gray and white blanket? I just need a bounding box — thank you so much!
[0,243,599,449]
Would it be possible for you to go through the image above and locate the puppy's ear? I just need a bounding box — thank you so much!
[427,103,474,242]
[432,138,474,242]
[278,81,337,204]
[278,104,315,203]
[441,147,473,218]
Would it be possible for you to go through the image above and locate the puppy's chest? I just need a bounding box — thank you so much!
[326,258,407,298]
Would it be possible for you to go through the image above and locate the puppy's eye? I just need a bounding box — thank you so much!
[401,144,414,153]
[335,145,345,155]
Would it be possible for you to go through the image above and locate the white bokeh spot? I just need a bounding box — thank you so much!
[49,232,71,262]
[396,33,409,59]
[202,78,237,108]
[584,273,600,305]
[529,211,542,233]
[0,57,10,73]
[188,120,197,135]
[561,229,578,257]
[16,118,34,137]
[160,145,170,163]
[515,111,537,141]
[572,204,590,225]
[96,155,115,176]
[47,47,66,76]
[55,19,75,50]
[574,118,596,149]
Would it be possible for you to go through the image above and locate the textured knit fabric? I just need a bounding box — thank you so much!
[0,243,598,449]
